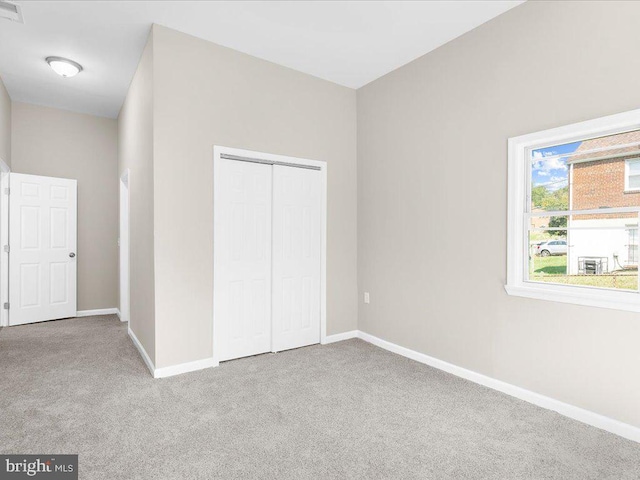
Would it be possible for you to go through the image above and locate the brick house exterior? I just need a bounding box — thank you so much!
[567,130,640,273]
[570,130,640,217]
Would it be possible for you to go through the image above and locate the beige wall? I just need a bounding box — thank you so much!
[0,75,10,166]
[11,102,118,312]
[357,0,640,428]
[118,33,156,363]
[151,25,358,368]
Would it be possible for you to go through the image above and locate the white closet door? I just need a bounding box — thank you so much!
[214,159,272,361]
[272,165,322,352]
[9,173,77,326]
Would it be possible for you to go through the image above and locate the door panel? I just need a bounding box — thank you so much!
[9,173,77,326]
[272,165,321,352]
[214,160,272,361]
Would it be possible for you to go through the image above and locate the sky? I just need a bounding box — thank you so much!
[531,141,581,191]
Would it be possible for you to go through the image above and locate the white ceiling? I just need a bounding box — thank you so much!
[0,1,524,119]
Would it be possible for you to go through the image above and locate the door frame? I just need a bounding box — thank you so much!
[119,169,130,323]
[0,159,9,327]
[212,145,328,365]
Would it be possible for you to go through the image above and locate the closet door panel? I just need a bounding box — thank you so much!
[214,159,272,361]
[272,165,322,352]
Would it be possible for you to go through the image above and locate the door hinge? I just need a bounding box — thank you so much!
[3,303,8,310]
[4,187,9,195]
[3,245,8,253]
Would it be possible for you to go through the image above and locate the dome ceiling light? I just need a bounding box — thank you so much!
[46,56,83,78]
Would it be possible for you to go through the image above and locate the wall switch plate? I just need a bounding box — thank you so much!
[364,292,370,304]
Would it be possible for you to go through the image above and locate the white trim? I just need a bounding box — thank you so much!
[128,327,155,377]
[504,283,640,312]
[212,145,328,364]
[507,108,640,311]
[76,308,119,317]
[0,158,9,327]
[320,161,328,346]
[322,330,358,344]
[128,325,217,378]
[528,206,640,217]
[357,330,640,444]
[154,357,218,379]
[119,169,131,324]
[0,160,12,174]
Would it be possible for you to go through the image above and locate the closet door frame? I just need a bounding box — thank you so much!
[212,145,327,365]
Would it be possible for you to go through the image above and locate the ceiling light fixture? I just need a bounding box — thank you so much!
[46,56,83,78]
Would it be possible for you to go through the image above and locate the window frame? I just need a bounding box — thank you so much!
[624,158,640,192]
[506,109,640,313]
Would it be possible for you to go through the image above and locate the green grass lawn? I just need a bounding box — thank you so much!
[532,255,567,275]
[530,255,638,291]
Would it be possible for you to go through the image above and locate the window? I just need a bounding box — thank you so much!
[625,158,640,191]
[506,109,640,312]
[627,226,638,265]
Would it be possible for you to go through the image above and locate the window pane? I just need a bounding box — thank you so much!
[531,143,573,212]
[627,159,640,175]
[530,130,640,212]
[629,174,640,190]
[529,213,638,291]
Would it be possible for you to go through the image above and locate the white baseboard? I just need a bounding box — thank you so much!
[356,330,640,444]
[127,326,216,378]
[322,330,359,344]
[128,327,155,377]
[135,329,355,378]
[154,357,218,379]
[77,308,119,317]
[115,309,127,322]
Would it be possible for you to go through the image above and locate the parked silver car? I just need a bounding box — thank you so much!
[534,240,567,257]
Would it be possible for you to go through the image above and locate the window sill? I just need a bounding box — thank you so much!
[504,283,640,313]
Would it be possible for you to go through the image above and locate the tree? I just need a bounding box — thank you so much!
[540,186,568,211]
[531,184,568,237]
[531,185,568,210]
[548,215,567,237]
[531,185,548,208]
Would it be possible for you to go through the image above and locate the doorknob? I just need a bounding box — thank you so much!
[69,252,76,258]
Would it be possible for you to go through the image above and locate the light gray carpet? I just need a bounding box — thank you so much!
[1,316,639,479]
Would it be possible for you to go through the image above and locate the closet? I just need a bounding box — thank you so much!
[213,150,323,362]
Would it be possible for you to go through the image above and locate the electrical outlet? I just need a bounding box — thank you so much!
[364,292,370,304]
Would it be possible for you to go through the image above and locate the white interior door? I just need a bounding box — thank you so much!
[272,165,322,352]
[119,171,130,323]
[9,173,77,326]
[214,159,272,361]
